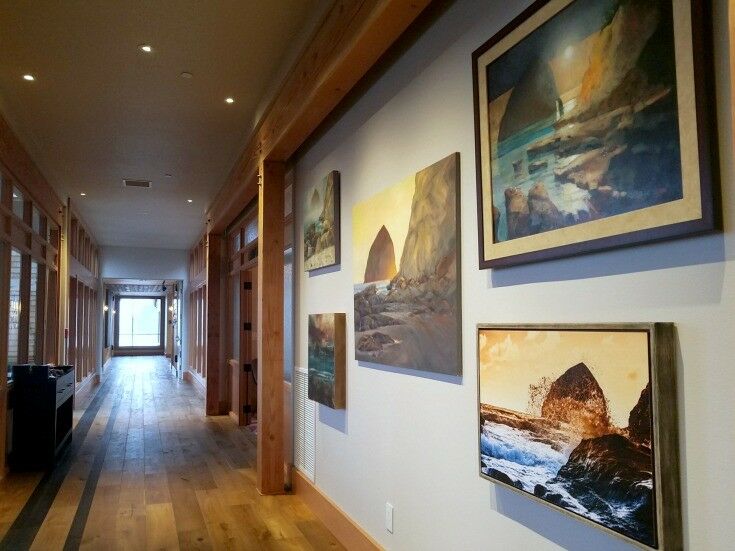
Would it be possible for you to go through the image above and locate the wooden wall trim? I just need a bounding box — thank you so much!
[293,470,383,551]
[205,233,225,415]
[206,0,431,232]
[0,113,63,226]
[183,369,206,397]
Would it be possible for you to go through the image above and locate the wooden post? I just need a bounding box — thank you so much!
[257,159,285,495]
[205,233,223,416]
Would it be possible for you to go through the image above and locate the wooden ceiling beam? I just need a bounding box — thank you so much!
[206,0,431,233]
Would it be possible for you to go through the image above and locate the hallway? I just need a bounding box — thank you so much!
[0,357,342,550]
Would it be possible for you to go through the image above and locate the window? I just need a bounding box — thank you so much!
[27,260,39,363]
[118,297,163,347]
[7,248,21,366]
[11,186,24,218]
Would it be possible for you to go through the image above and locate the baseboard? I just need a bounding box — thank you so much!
[75,371,101,409]
[293,470,382,551]
[184,369,206,396]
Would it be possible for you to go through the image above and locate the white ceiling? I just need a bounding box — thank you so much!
[0,0,327,249]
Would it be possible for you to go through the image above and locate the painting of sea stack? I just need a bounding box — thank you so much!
[304,171,340,271]
[474,0,715,267]
[308,313,346,409]
[352,153,460,375]
[478,326,661,547]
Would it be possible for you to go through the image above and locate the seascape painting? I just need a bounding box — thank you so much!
[352,153,460,375]
[478,326,660,547]
[308,313,345,409]
[474,0,716,267]
[304,171,340,271]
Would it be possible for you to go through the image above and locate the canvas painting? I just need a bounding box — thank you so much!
[304,171,340,271]
[308,313,345,409]
[473,0,716,267]
[477,324,681,549]
[352,153,461,375]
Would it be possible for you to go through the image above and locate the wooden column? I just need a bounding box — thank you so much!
[205,233,223,416]
[256,159,285,495]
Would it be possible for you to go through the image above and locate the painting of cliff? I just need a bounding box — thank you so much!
[474,0,716,267]
[304,171,340,271]
[478,326,662,547]
[352,153,461,375]
[308,313,346,409]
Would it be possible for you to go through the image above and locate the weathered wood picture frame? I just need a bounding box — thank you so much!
[477,322,681,549]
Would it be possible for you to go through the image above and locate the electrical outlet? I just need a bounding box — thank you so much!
[385,502,394,533]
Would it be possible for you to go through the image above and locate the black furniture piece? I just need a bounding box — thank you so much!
[9,364,74,470]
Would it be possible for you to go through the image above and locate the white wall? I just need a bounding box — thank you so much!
[294,1,734,549]
[100,246,189,368]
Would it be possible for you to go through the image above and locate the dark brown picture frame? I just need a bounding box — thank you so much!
[472,0,719,269]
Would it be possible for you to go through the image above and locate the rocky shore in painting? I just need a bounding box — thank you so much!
[480,363,655,547]
[492,1,682,243]
[354,154,459,374]
[304,175,337,270]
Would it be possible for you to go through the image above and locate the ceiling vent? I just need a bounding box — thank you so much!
[123,179,151,189]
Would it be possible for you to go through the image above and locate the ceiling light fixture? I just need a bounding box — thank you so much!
[180,71,193,79]
[139,44,152,53]
[225,97,234,104]
[80,192,87,196]
[23,74,35,81]
[165,173,172,178]
[187,199,193,203]
[12,193,18,198]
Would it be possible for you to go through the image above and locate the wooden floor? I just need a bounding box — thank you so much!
[0,356,343,551]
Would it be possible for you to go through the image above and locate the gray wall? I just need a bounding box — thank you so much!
[294,0,734,549]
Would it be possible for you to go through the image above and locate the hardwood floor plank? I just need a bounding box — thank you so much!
[0,356,343,551]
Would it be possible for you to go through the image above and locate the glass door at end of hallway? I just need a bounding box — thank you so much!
[115,297,164,352]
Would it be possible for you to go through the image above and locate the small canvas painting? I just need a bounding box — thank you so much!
[304,171,340,271]
[308,313,345,409]
[352,153,461,375]
[478,325,669,548]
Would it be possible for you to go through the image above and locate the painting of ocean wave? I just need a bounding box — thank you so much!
[478,328,658,548]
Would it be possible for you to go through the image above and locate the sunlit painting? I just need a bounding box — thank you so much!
[352,154,461,375]
[474,0,716,267]
[478,326,659,547]
[304,171,340,271]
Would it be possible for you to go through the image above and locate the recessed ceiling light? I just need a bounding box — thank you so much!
[165,173,172,178]
[139,44,152,53]
[187,199,193,203]
[12,193,18,198]
[180,71,193,79]
[225,97,234,104]
[23,74,35,81]
[80,192,86,196]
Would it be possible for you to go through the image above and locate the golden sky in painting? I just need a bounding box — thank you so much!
[479,329,650,427]
[351,174,415,284]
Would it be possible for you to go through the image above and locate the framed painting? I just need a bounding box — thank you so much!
[308,313,346,409]
[352,153,461,375]
[304,170,340,271]
[473,0,718,268]
[477,323,681,549]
